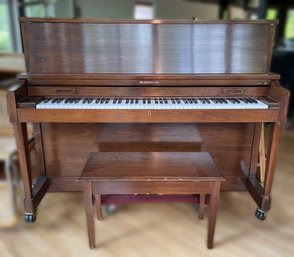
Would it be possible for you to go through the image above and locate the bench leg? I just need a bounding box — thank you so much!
[94,194,104,221]
[198,194,205,219]
[84,182,95,248]
[207,184,221,249]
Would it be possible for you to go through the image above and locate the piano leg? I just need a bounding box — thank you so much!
[13,122,49,222]
[244,122,284,220]
[13,123,34,217]
[246,83,289,220]
[260,122,283,214]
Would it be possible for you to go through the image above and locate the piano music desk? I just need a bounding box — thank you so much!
[79,152,225,249]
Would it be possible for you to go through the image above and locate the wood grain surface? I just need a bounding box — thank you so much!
[37,123,253,191]
[20,19,276,74]
[80,152,222,182]
[0,132,293,257]
[9,18,289,224]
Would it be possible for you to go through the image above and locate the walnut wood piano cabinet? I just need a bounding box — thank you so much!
[7,18,289,223]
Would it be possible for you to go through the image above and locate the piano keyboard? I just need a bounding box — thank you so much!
[36,97,268,110]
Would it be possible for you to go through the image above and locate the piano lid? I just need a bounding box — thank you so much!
[20,18,277,75]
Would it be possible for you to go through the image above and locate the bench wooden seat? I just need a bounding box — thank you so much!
[79,152,224,249]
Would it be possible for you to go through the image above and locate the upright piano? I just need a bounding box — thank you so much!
[7,18,289,222]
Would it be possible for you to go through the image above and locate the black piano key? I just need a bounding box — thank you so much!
[126,98,129,104]
[135,99,139,104]
[227,98,237,104]
[243,98,251,103]
[211,98,217,103]
[95,98,100,103]
[164,99,168,104]
[56,98,63,103]
[83,98,88,104]
[87,99,93,103]
[176,99,181,104]
[74,98,80,103]
[220,98,228,104]
[105,98,110,104]
[246,98,257,103]
[148,99,151,104]
[250,98,258,103]
[64,98,71,104]
[183,98,188,104]
[118,99,122,104]
[100,98,105,104]
[44,98,52,103]
[240,98,250,104]
[113,98,117,104]
[171,98,176,104]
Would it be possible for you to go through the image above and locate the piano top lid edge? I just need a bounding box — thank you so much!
[18,17,278,25]
[17,73,281,81]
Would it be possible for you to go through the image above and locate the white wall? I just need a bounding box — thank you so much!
[155,0,219,19]
[73,0,218,20]
[54,0,74,18]
[79,0,135,19]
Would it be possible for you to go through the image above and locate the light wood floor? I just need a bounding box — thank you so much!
[0,132,293,257]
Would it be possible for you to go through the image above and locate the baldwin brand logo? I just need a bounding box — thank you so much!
[139,80,160,85]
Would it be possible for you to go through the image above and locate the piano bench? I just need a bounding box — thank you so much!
[79,152,224,249]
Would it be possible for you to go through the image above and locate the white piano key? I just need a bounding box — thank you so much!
[36,97,269,110]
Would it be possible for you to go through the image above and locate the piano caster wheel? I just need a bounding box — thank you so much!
[104,205,117,215]
[24,213,36,223]
[255,209,266,221]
